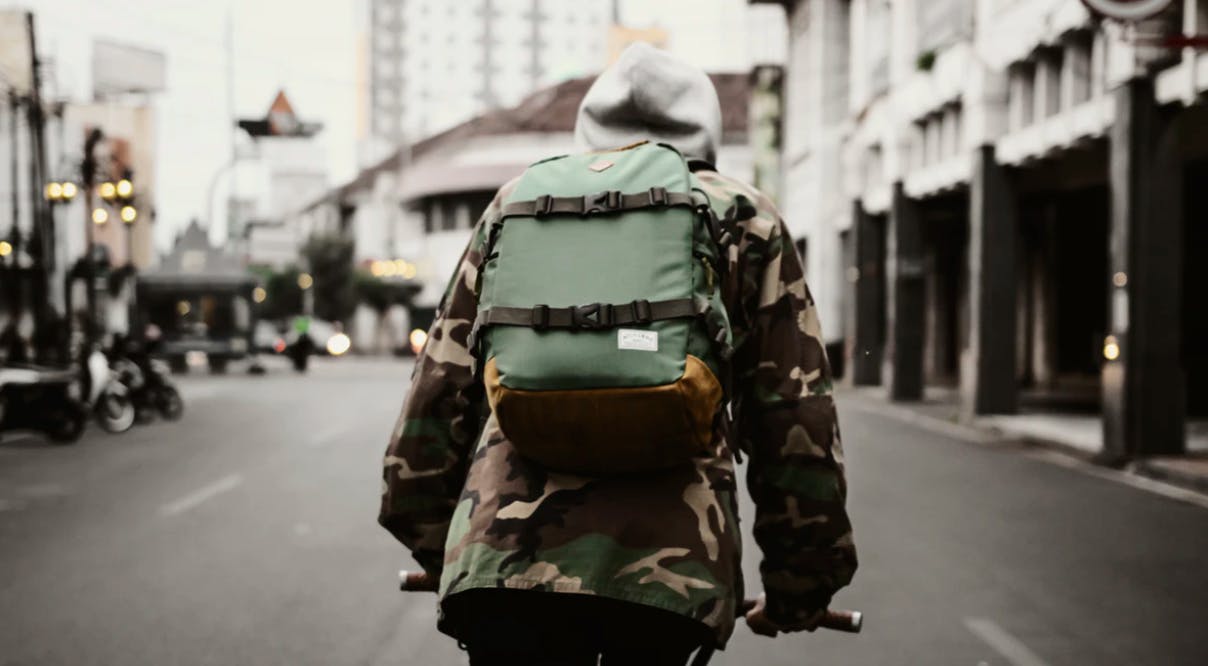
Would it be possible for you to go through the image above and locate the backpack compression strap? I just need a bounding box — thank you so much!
[499,188,695,218]
[476,298,697,331]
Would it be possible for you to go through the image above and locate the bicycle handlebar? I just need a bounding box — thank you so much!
[398,570,863,634]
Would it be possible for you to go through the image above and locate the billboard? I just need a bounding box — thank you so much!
[0,10,33,95]
[92,39,167,97]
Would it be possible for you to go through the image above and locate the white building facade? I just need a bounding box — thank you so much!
[763,0,1208,457]
[365,0,614,148]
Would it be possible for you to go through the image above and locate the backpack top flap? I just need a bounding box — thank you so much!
[478,142,699,392]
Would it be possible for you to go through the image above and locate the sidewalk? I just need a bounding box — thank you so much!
[843,386,1208,497]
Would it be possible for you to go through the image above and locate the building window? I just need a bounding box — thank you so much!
[1063,31,1093,108]
[1036,47,1063,119]
[1008,61,1035,131]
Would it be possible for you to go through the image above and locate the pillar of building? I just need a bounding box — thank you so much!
[851,200,883,385]
[1103,78,1185,458]
[887,182,924,401]
[962,146,1019,416]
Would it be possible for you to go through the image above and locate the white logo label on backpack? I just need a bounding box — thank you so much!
[617,329,658,352]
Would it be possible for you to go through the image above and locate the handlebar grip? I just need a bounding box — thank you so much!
[398,570,438,592]
[737,599,862,634]
[818,609,862,633]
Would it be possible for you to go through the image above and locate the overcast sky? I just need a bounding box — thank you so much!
[20,0,782,250]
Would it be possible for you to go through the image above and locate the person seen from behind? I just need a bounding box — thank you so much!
[379,42,857,666]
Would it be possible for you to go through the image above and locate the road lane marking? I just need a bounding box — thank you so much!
[159,474,243,517]
[964,618,1050,666]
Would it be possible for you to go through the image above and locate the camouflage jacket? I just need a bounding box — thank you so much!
[379,169,857,646]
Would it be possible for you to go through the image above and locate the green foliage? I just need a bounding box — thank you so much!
[355,270,420,313]
[260,265,304,321]
[916,50,937,72]
[302,234,356,324]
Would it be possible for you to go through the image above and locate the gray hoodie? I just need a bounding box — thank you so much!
[574,42,723,164]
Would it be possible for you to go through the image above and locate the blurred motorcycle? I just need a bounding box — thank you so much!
[112,335,184,423]
[85,347,135,434]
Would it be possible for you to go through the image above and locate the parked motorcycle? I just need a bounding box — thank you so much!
[85,347,135,434]
[112,350,183,423]
[0,364,88,443]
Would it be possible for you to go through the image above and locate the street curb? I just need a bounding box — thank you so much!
[1129,459,1208,496]
[840,389,1208,507]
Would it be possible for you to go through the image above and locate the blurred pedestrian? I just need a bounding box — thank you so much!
[380,43,856,665]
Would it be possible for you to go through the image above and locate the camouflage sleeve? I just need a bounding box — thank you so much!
[732,213,857,627]
[377,200,495,575]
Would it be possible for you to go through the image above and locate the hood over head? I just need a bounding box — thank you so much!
[574,42,722,164]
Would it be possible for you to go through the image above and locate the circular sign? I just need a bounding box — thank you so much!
[1081,0,1175,21]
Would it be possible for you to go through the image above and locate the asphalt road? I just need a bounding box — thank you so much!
[1,357,1206,665]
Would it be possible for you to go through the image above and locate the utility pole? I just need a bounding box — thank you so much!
[25,10,55,362]
[80,127,105,346]
[7,93,19,262]
[225,6,238,242]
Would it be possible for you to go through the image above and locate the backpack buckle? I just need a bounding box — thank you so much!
[584,190,621,215]
[532,304,550,330]
[572,302,612,329]
[534,195,553,216]
[630,299,653,324]
[648,187,668,206]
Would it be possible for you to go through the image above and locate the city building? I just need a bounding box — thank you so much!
[757,0,1208,456]
[361,0,616,158]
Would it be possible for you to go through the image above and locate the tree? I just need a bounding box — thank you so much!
[302,234,356,323]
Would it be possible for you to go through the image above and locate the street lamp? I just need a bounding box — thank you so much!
[43,181,78,204]
[297,272,314,290]
[0,240,12,257]
[116,179,133,198]
[120,205,138,224]
[98,181,117,201]
[252,286,267,303]
[92,208,109,225]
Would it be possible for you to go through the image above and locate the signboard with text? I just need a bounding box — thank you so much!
[1080,0,1175,21]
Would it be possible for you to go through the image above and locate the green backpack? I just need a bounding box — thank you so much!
[471,141,738,474]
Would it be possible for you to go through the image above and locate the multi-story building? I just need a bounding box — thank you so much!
[364,0,615,150]
[759,0,1208,457]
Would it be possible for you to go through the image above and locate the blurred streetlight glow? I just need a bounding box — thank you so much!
[98,182,117,200]
[326,333,352,356]
[298,273,314,290]
[0,241,11,257]
[116,179,134,198]
[370,260,386,277]
[400,261,417,279]
[252,286,267,303]
[177,300,191,316]
[45,182,63,201]
[92,208,109,225]
[1103,335,1121,361]
[61,182,78,200]
[120,205,138,223]
[1112,271,1128,288]
[409,328,428,355]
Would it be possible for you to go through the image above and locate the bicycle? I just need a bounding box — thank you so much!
[398,569,862,665]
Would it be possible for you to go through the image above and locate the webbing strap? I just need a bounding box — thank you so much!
[500,188,695,219]
[477,298,696,331]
